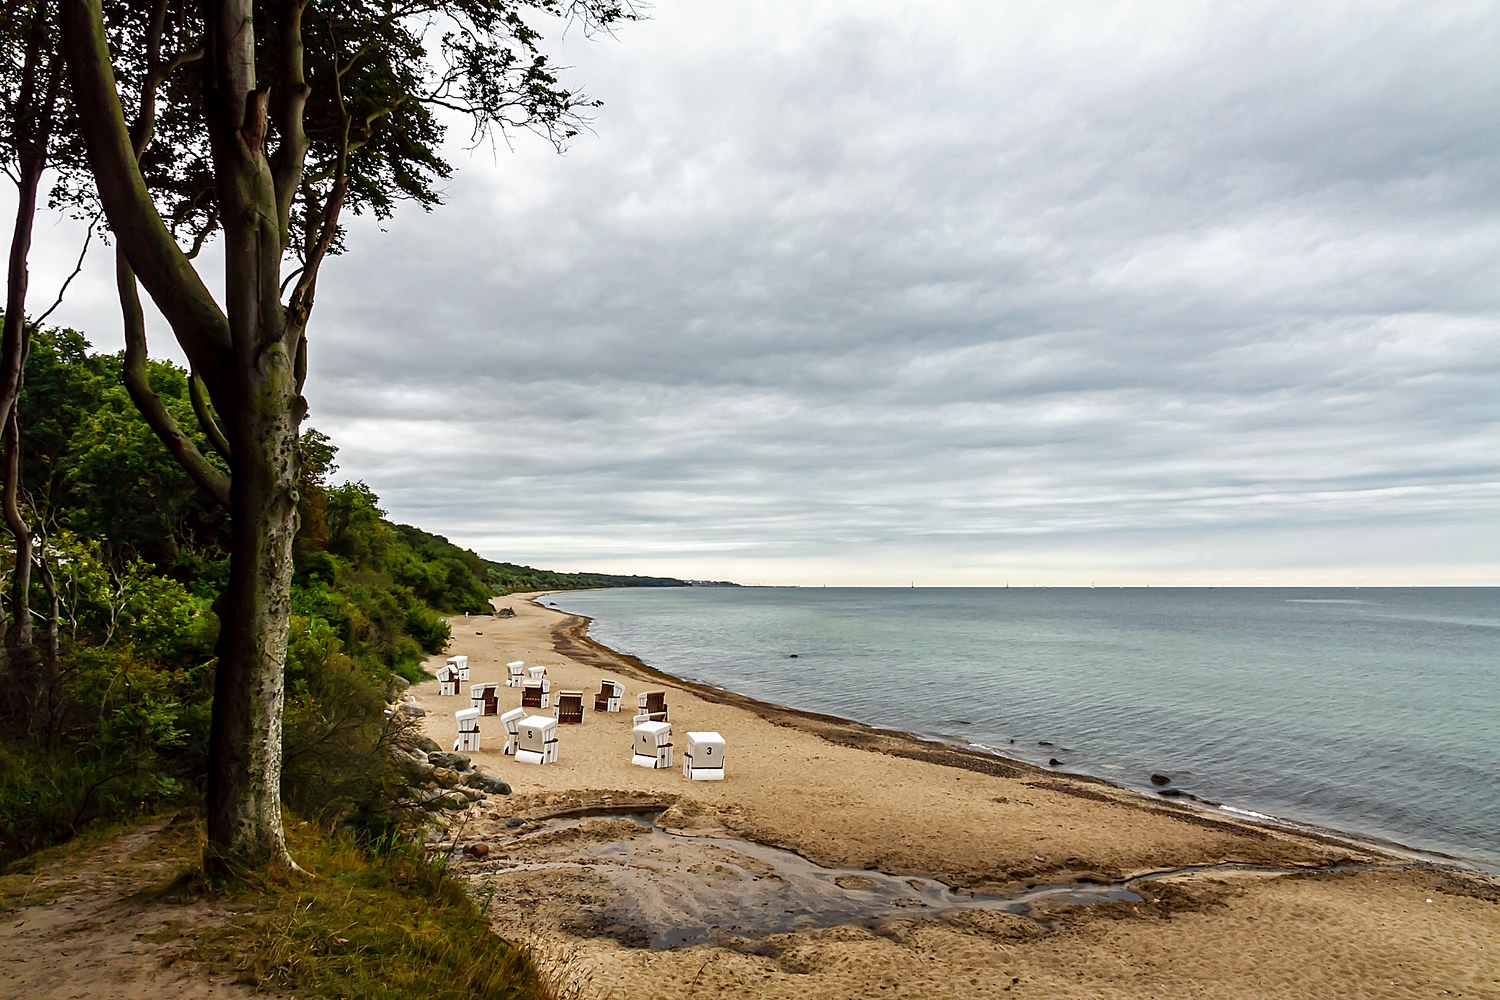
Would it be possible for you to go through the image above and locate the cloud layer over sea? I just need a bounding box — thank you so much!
[25,0,1500,584]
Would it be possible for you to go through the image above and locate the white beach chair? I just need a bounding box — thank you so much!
[682,731,725,780]
[594,679,624,713]
[632,720,673,769]
[499,707,526,755]
[470,683,501,716]
[521,679,551,711]
[634,690,668,725]
[515,715,558,765]
[436,663,459,697]
[506,661,526,687]
[446,654,470,682]
[528,665,548,681]
[454,707,482,752]
[554,690,585,725]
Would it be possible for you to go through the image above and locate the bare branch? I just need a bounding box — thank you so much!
[32,211,102,328]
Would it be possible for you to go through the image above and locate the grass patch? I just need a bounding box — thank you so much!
[198,820,552,1000]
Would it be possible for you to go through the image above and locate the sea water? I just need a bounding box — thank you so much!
[544,587,1500,873]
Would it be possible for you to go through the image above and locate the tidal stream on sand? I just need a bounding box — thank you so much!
[464,812,1396,949]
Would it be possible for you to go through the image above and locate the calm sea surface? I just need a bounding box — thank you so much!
[545,587,1500,872]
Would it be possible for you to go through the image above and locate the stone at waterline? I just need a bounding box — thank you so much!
[1048,758,1062,767]
[1157,788,1185,797]
[1150,774,1171,786]
[1038,741,1054,747]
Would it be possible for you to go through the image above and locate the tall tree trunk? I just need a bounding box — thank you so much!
[199,0,301,871]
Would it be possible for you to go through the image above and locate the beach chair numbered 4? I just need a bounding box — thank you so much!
[632,720,673,769]
[446,654,469,682]
[515,715,558,765]
[555,690,585,725]
[683,731,725,781]
[634,690,668,725]
[472,683,501,716]
[595,679,624,713]
[436,663,459,697]
[506,661,526,688]
[500,707,525,756]
[521,679,551,711]
[454,708,482,753]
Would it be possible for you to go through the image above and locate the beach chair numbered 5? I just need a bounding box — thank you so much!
[515,715,558,765]
[683,731,725,781]
[631,720,673,769]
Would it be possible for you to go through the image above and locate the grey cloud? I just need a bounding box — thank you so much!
[30,0,1500,581]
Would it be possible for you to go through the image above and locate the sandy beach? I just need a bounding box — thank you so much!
[416,595,1500,999]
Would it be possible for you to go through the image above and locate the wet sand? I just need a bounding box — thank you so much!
[417,594,1500,999]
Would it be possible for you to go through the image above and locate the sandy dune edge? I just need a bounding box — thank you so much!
[416,594,1499,1000]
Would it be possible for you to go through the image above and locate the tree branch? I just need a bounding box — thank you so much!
[58,0,233,403]
[190,371,232,462]
[117,248,230,510]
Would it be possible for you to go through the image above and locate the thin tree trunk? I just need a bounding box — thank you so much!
[3,408,33,652]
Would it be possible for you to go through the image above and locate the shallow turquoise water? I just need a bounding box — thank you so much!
[545,587,1500,872]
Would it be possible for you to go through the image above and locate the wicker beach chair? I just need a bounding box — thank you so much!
[500,707,525,755]
[555,690,585,724]
[682,731,725,780]
[446,654,469,681]
[515,715,558,765]
[436,663,459,696]
[631,720,672,769]
[594,679,624,713]
[454,708,481,752]
[506,661,526,687]
[521,679,551,711]
[471,683,501,716]
[634,690,668,724]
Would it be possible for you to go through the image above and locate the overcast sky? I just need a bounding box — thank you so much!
[18,0,1500,585]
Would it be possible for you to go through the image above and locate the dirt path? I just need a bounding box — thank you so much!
[0,820,271,1000]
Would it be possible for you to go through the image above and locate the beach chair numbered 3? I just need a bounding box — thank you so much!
[515,715,558,765]
[595,679,624,713]
[500,707,525,755]
[555,690,585,725]
[631,720,673,769]
[683,731,725,781]
[454,708,482,753]
[521,679,551,711]
[506,661,526,687]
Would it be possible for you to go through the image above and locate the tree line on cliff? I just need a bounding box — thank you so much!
[0,325,678,863]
